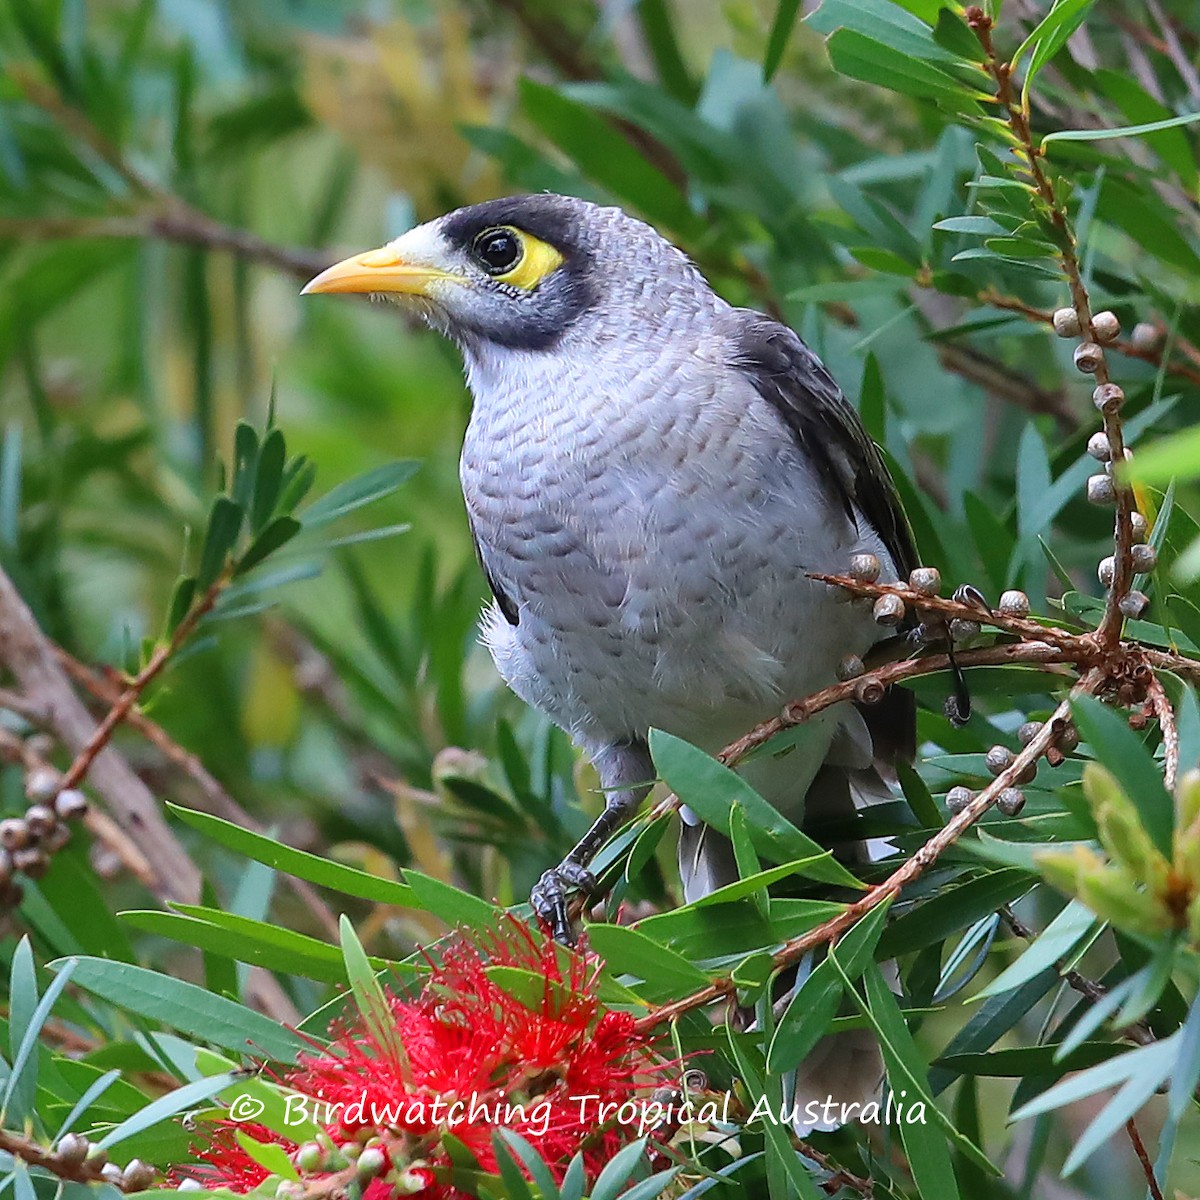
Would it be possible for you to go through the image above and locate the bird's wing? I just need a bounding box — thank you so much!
[469,522,520,626]
[727,309,918,764]
[728,310,918,580]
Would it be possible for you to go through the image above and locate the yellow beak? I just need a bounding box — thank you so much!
[301,246,458,296]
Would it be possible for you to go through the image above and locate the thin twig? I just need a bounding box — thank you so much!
[0,566,198,900]
[56,651,340,940]
[1125,1117,1164,1200]
[1146,672,1181,791]
[968,9,1134,648]
[58,580,225,792]
[634,689,1087,1032]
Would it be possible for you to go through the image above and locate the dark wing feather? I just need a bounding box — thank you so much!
[729,311,918,578]
[729,310,918,762]
[469,524,519,627]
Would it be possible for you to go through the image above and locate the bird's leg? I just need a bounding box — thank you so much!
[531,739,653,943]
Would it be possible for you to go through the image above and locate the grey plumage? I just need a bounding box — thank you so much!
[303,193,916,1134]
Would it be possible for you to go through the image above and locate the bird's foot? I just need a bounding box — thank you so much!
[531,860,598,944]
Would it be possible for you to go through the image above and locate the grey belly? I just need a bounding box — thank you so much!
[467,462,886,753]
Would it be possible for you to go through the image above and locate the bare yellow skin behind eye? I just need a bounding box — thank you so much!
[493,228,564,290]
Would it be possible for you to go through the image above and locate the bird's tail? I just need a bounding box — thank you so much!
[677,748,897,1135]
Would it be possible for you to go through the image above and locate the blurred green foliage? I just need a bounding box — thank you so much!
[2,0,1200,1196]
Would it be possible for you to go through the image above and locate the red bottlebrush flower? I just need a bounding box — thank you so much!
[171,1123,298,1194]
[178,917,675,1199]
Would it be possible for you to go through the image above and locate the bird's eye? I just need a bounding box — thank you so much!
[473,228,523,275]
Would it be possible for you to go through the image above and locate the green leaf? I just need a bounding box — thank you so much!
[1044,109,1200,147]
[590,1138,650,1200]
[851,959,990,1184]
[118,908,373,984]
[236,1130,300,1181]
[164,575,196,636]
[404,871,502,931]
[300,461,419,529]
[585,923,711,1001]
[96,1072,241,1150]
[340,916,409,1068]
[1126,425,1200,486]
[234,516,301,577]
[768,899,891,1073]
[826,29,985,112]
[976,899,1097,999]
[1070,695,1174,856]
[879,869,1032,957]
[650,730,862,888]
[1012,0,1099,80]
[54,958,309,1062]
[168,804,416,906]
[196,496,244,591]
[726,1032,823,1200]
[252,428,287,532]
[763,0,802,80]
[2,956,74,1123]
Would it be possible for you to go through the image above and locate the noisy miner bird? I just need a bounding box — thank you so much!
[303,194,917,1130]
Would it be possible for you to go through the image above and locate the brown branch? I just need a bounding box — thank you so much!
[1126,1117,1165,1200]
[976,288,1200,392]
[634,687,1087,1033]
[59,581,224,792]
[0,566,199,901]
[969,9,1134,649]
[1000,908,1154,1048]
[0,1129,149,1192]
[56,651,340,940]
[1146,672,1181,791]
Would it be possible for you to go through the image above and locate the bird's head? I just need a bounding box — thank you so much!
[301,193,712,356]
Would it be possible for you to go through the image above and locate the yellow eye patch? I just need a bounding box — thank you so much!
[486,228,565,290]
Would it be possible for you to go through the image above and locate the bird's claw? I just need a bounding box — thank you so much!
[531,860,598,944]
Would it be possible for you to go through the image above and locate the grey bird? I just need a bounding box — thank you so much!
[303,194,917,1130]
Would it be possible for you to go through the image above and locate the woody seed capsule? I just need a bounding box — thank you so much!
[946,786,973,815]
[849,553,881,583]
[122,1160,156,1190]
[1120,590,1150,619]
[1087,432,1111,462]
[1131,321,1159,350]
[0,819,29,850]
[24,767,60,803]
[24,805,57,838]
[1130,543,1157,572]
[56,1133,89,1167]
[1093,382,1125,413]
[1052,307,1080,337]
[909,567,941,596]
[997,590,1030,617]
[873,594,905,626]
[1087,474,1115,505]
[836,654,864,681]
[54,789,88,821]
[997,787,1026,817]
[13,848,47,878]
[1073,342,1103,374]
[1130,512,1149,542]
[1098,556,1115,586]
[986,745,1014,775]
[1091,311,1120,342]
[950,618,980,643]
[1057,724,1080,753]
[1018,721,1042,746]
